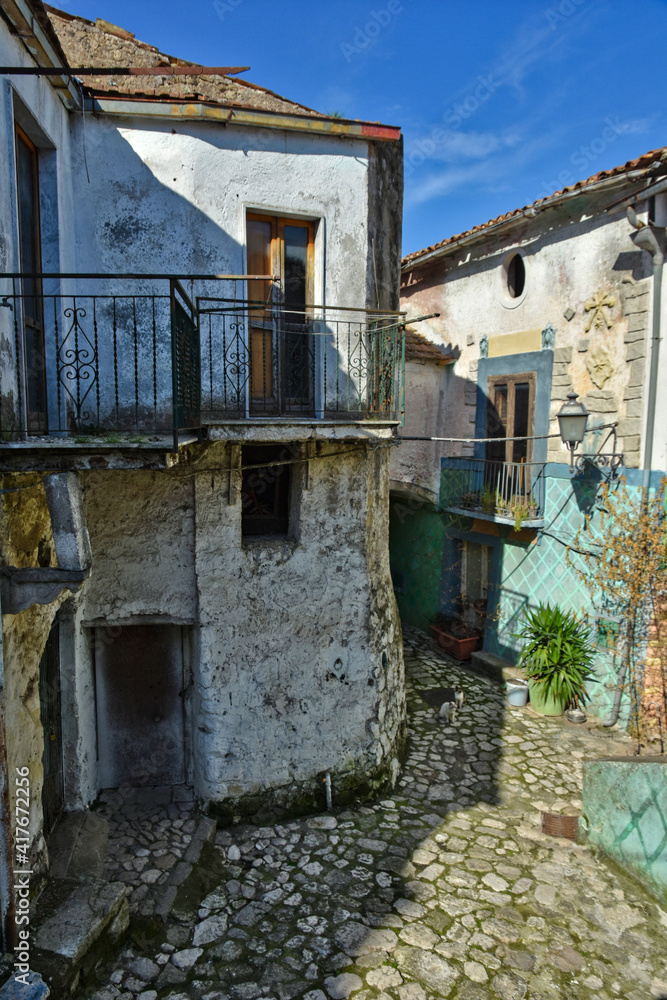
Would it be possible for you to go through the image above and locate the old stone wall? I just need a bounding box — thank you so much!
[1,475,64,869]
[73,444,405,819]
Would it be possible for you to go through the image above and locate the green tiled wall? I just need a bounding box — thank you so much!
[582,759,667,903]
[438,466,658,728]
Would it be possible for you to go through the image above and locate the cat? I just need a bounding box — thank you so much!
[438,701,457,724]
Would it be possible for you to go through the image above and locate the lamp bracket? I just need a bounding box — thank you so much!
[571,425,623,480]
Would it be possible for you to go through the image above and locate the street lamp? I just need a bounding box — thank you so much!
[557,391,589,471]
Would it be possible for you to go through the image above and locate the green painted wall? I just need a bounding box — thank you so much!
[389,498,445,634]
[582,758,667,904]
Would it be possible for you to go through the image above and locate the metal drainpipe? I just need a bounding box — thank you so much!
[603,217,664,727]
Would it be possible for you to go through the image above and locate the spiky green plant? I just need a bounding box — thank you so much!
[513,602,595,707]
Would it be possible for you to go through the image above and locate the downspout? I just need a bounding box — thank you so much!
[604,214,664,727]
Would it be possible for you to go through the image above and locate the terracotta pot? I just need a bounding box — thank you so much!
[430,625,478,660]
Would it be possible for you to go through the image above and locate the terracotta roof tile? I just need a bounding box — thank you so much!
[402,145,667,269]
[404,326,455,363]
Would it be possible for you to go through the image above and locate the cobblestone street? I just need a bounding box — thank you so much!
[88,628,667,1000]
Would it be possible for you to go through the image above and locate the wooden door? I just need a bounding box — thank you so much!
[94,625,186,788]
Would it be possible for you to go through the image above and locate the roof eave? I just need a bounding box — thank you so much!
[86,93,401,141]
[1,0,80,109]
[402,166,658,273]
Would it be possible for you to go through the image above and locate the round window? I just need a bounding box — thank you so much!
[507,253,525,298]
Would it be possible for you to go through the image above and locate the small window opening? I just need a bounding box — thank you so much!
[241,444,291,538]
[507,253,525,298]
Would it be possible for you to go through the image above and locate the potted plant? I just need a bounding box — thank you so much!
[430,607,481,660]
[513,602,594,716]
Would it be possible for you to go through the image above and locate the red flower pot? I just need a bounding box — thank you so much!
[430,625,479,661]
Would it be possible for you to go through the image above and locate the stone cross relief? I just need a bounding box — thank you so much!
[586,345,615,389]
[584,289,616,332]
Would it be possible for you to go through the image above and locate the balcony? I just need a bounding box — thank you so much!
[441,456,546,528]
[0,276,405,453]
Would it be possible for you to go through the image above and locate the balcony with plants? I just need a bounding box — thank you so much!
[441,456,546,530]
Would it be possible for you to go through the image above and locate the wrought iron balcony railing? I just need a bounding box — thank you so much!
[0,276,405,447]
[199,299,404,422]
[441,456,546,527]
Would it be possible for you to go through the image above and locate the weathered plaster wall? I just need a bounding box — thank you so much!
[400,190,656,471]
[70,115,370,309]
[81,469,196,624]
[192,441,405,820]
[72,445,405,818]
[59,595,98,811]
[390,360,448,498]
[389,500,445,634]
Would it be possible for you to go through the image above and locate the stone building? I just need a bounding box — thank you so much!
[0,0,407,935]
[391,147,667,726]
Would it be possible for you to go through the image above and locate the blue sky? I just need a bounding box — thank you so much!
[59,0,667,256]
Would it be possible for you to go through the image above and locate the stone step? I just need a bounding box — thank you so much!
[469,649,523,684]
[48,811,109,880]
[31,878,129,997]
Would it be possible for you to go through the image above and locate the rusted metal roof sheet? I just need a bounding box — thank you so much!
[402,145,667,269]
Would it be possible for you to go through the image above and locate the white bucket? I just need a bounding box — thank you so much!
[506,678,529,707]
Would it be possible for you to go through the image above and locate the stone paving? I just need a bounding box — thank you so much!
[86,627,667,1000]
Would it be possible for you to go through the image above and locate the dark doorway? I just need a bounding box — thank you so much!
[15,125,48,434]
[39,618,63,836]
[94,625,186,788]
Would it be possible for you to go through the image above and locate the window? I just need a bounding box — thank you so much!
[486,372,535,466]
[246,213,315,414]
[241,444,291,538]
[506,253,525,298]
[15,125,47,434]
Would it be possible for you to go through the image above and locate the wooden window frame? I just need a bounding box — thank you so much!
[485,371,536,465]
[246,213,316,412]
[246,213,316,307]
